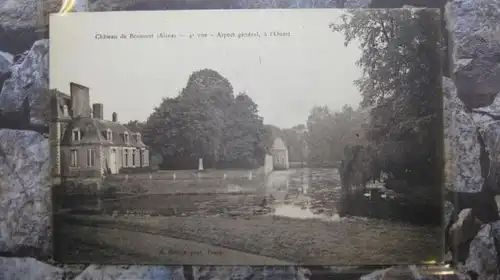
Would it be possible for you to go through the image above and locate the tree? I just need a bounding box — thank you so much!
[143,92,224,169]
[306,106,335,167]
[305,105,367,168]
[125,120,145,133]
[331,9,443,192]
[218,92,266,168]
[142,69,266,169]
[262,124,279,154]
[282,124,308,163]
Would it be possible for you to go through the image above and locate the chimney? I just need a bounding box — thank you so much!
[112,112,118,122]
[92,103,103,120]
[70,82,91,118]
[50,92,59,121]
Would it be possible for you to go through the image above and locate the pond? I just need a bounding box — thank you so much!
[55,168,440,225]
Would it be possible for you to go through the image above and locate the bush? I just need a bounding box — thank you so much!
[119,166,157,174]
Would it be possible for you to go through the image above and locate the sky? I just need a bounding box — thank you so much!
[50,9,363,129]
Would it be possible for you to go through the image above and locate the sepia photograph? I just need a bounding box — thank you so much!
[49,8,444,265]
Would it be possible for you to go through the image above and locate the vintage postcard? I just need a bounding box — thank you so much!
[49,9,444,265]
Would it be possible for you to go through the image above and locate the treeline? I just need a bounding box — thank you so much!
[305,105,368,168]
[136,69,270,170]
[330,9,443,193]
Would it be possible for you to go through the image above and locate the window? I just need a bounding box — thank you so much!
[132,149,136,167]
[70,149,78,167]
[62,105,69,116]
[140,149,145,167]
[106,129,113,141]
[123,132,129,143]
[86,149,95,167]
[124,149,129,167]
[135,133,141,142]
[72,129,81,141]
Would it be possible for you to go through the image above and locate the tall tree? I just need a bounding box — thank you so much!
[331,9,443,191]
[142,69,266,169]
[125,120,145,133]
[306,105,367,168]
[282,124,308,163]
[219,92,265,168]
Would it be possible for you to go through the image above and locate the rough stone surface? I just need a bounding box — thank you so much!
[445,0,500,109]
[454,264,473,280]
[0,50,13,74]
[344,0,372,8]
[0,0,62,29]
[443,76,484,193]
[0,257,64,280]
[0,50,13,89]
[192,266,310,280]
[473,92,500,117]
[465,224,499,278]
[0,0,41,29]
[445,200,455,229]
[471,92,500,195]
[0,39,48,119]
[0,129,51,256]
[449,209,483,247]
[74,265,174,280]
[474,117,500,194]
[359,265,437,280]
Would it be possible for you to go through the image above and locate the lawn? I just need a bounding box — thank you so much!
[59,213,442,265]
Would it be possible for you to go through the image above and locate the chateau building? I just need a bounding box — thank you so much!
[50,82,149,178]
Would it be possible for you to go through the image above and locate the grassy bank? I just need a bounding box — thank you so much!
[58,214,442,265]
[56,226,292,265]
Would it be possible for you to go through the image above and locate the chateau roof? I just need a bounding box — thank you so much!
[60,117,147,148]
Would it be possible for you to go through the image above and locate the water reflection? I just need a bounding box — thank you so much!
[58,168,343,218]
[56,167,441,225]
[264,168,342,221]
[272,204,343,222]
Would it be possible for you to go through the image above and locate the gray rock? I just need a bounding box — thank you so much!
[0,39,48,120]
[328,266,360,273]
[473,114,500,194]
[0,51,13,74]
[74,265,174,280]
[0,129,51,256]
[359,266,436,280]
[73,0,88,12]
[443,77,484,193]
[344,0,372,8]
[449,209,483,246]
[465,223,499,278]
[55,264,88,280]
[171,266,186,280]
[193,266,254,280]
[192,266,309,280]
[257,266,310,280]
[0,0,40,29]
[454,264,473,280]
[445,0,500,108]
[0,257,64,280]
[445,200,455,229]
[473,91,500,118]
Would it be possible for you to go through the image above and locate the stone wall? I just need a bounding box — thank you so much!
[1,0,499,279]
